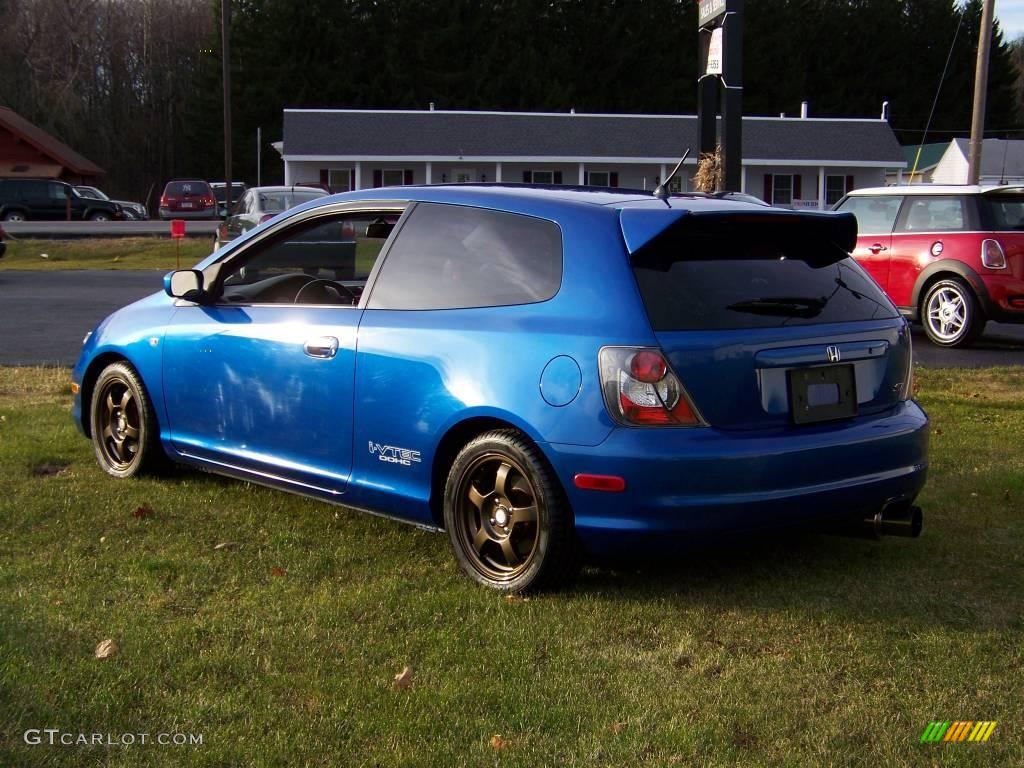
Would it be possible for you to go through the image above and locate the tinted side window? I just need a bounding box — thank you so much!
[367,202,562,310]
[980,194,1024,230]
[897,196,966,232]
[835,195,902,234]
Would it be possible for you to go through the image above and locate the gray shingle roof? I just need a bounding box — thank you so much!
[952,137,1024,178]
[283,109,904,164]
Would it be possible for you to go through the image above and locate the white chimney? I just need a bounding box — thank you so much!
[881,100,889,121]
[800,101,808,119]
[429,102,435,111]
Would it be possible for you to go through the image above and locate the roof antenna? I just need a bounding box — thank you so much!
[653,149,690,201]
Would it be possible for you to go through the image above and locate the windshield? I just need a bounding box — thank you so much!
[258,190,325,213]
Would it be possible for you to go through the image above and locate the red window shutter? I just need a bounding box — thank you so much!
[523,171,531,183]
[320,169,329,191]
[404,169,413,185]
[373,170,382,188]
[610,172,619,187]
[763,174,773,203]
[553,171,563,185]
[793,175,802,201]
[846,175,855,192]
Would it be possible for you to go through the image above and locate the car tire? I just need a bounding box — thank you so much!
[3,210,26,222]
[444,429,578,592]
[920,277,986,348]
[90,362,166,478]
[89,212,111,222]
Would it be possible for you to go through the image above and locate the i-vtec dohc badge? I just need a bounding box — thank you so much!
[369,441,422,467]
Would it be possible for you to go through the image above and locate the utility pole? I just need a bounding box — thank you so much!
[221,0,233,212]
[967,0,995,185]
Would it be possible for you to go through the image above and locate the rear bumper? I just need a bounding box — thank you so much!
[544,400,929,557]
[981,273,1024,322]
[159,208,218,221]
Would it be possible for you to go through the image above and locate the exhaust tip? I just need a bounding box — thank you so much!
[872,503,923,538]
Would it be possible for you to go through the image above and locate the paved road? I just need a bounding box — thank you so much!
[0,270,164,366]
[3,220,218,238]
[1,269,1023,367]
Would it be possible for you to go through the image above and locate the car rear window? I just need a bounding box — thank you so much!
[167,181,210,196]
[980,194,1024,230]
[632,225,897,330]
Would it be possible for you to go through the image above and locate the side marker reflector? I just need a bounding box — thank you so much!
[574,473,626,492]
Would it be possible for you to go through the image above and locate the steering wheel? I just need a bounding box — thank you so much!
[293,278,357,305]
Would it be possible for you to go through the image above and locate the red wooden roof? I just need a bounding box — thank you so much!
[0,107,104,176]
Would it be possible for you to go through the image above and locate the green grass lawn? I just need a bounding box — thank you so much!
[1,367,1021,766]
[2,237,383,274]
[2,238,214,270]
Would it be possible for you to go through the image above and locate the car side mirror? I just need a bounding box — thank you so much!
[165,269,205,301]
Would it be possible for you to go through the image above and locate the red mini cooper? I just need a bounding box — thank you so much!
[835,185,1024,347]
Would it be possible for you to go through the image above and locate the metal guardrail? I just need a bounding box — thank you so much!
[2,221,219,239]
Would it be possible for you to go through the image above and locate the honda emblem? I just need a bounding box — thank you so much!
[826,345,841,363]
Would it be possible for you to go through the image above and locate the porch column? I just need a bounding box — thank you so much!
[495,162,502,183]
[818,166,826,210]
[425,162,432,185]
[659,163,667,185]
[283,162,292,186]
[740,166,747,193]
[354,161,362,191]
[578,163,585,185]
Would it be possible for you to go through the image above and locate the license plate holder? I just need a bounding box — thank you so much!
[181,202,194,209]
[788,364,857,424]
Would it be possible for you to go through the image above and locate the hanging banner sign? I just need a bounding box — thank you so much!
[706,27,724,75]
[698,0,727,27]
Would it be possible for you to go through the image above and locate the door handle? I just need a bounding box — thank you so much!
[303,336,339,358]
[868,243,888,254]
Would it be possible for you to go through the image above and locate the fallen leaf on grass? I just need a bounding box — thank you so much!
[489,734,509,750]
[32,463,69,477]
[132,504,154,519]
[504,594,530,604]
[94,639,118,659]
[270,567,286,577]
[609,721,627,734]
[213,541,238,551]
[393,666,414,690]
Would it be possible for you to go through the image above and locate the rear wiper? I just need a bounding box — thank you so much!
[726,296,827,318]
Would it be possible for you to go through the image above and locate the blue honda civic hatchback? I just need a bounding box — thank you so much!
[72,184,928,591]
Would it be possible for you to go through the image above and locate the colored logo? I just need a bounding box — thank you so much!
[920,721,997,743]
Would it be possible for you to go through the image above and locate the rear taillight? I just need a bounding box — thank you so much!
[160,195,170,207]
[201,195,215,207]
[900,323,914,401]
[981,239,1007,269]
[599,347,702,427]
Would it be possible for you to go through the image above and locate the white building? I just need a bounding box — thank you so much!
[931,138,1024,185]
[279,108,907,210]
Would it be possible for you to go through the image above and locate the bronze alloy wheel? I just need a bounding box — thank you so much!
[444,430,577,592]
[90,362,164,478]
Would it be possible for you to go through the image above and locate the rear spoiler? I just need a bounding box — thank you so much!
[620,208,858,260]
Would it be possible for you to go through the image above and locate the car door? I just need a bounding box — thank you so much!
[835,193,903,291]
[161,203,404,494]
[887,195,971,309]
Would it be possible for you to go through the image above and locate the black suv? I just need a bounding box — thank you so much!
[0,178,122,222]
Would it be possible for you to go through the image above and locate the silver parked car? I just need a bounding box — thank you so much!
[213,185,327,250]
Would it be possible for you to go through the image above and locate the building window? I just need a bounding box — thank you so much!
[772,174,793,205]
[454,169,475,183]
[329,169,352,192]
[532,170,554,184]
[825,175,847,206]
[587,171,609,187]
[382,169,406,187]
[668,177,683,193]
